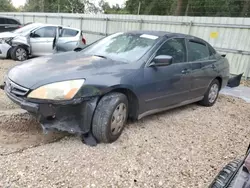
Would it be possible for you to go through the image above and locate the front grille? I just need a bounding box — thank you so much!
[5,79,29,96]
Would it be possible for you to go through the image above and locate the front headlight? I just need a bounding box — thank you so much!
[27,79,85,100]
[0,37,13,44]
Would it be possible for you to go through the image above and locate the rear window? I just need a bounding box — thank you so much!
[6,18,20,25]
[60,28,79,37]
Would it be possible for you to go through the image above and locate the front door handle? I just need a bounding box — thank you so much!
[181,68,191,74]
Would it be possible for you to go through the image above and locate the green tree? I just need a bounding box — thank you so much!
[24,0,95,13]
[0,0,17,12]
[99,0,128,14]
[125,0,250,17]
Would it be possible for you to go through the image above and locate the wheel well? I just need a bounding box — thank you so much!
[108,88,139,120]
[215,77,222,90]
[74,48,82,52]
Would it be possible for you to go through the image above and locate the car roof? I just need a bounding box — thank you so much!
[32,23,80,31]
[125,30,206,42]
[0,16,20,22]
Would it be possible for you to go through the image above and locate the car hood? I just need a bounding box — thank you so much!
[8,52,130,89]
[0,32,19,39]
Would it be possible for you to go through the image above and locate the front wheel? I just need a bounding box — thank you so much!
[92,92,128,143]
[200,79,220,107]
[11,46,28,61]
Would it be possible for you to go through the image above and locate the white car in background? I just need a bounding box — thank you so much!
[0,23,86,61]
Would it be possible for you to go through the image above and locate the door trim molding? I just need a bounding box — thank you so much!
[145,90,189,103]
[138,96,204,120]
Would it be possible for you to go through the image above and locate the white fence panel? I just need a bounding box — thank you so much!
[1,12,250,77]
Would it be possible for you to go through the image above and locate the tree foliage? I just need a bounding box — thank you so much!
[23,0,95,13]
[125,0,250,17]
[0,0,16,12]
[13,0,250,17]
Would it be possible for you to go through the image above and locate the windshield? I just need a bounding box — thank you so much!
[82,32,159,63]
[13,23,41,34]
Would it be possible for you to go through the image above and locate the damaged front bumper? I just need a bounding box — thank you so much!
[0,42,11,59]
[4,85,99,135]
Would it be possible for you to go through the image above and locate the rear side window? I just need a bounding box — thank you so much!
[188,40,209,62]
[6,18,20,25]
[0,18,5,24]
[33,26,57,38]
[60,28,79,37]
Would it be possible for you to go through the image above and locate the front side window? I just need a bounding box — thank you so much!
[188,40,210,62]
[82,33,159,63]
[156,38,187,63]
[33,26,57,38]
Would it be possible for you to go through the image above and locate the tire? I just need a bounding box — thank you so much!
[200,79,220,107]
[209,159,242,188]
[11,46,28,61]
[92,92,128,143]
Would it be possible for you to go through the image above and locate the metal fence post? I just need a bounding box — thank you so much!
[105,18,109,36]
[139,19,143,30]
[45,15,48,23]
[80,17,83,30]
[33,15,35,22]
[61,16,63,25]
[22,14,25,24]
[245,57,250,80]
[188,21,193,34]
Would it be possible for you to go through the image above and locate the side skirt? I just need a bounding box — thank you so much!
[138,96,204,120]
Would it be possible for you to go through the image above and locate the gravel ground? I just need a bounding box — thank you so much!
[0,59,250,188]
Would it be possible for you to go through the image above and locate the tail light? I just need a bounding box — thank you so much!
[81,31,86,44]
[82,37,86,45]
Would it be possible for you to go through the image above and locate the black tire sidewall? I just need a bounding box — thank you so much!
[202,79,220,106]
[106,95,128,142]
[92,93,128,143]
[12,46,28,61]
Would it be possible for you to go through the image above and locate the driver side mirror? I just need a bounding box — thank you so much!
[149,55,173,67]
[30,32,34,38]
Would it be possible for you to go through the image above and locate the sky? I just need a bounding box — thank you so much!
[11,0,126,8]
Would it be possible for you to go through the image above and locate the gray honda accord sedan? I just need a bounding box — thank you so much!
[2,31,230,146]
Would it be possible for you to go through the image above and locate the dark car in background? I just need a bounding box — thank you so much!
[2,31,230,145]
[0,16,21,32]
[209,145,250,188]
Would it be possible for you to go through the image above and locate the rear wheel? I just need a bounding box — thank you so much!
[11,46,28,61]
[200,79,220,106]
[92,92,128,143]
[209,159,242,188]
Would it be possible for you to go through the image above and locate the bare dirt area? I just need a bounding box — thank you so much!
[0,59,250,188]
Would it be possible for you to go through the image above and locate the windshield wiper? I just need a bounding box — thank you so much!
[93,54,108,59]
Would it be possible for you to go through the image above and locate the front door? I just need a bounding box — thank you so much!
[137,38,193,113]
[30,26,57,56]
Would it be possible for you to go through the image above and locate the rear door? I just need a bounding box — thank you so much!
[30,26,57,56]
[187,39,217,99]
[56,28,80,52]
[4,18,21,32]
